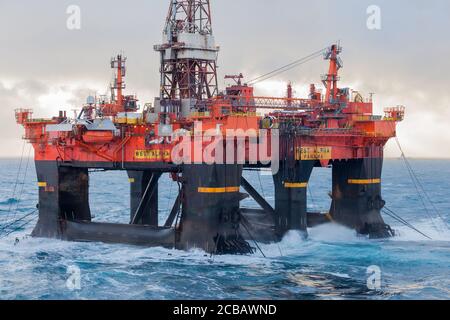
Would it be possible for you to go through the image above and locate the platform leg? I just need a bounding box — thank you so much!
[179,164,253,254]
[59,166,91,222]
[127,171,160,226]
[273,160,314,238]
[329,158,393,238]
[32,162,91,238]
[32,161,61,238]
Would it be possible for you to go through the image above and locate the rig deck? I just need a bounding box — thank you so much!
[16,0,404,254]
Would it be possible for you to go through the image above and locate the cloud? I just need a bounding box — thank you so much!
[0,81,45,156]
[0,80,106,157]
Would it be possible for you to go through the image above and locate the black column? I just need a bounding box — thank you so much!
[59,166,91,222]
[179,164,252,254]
[32,161,91,239]
[329,158,393,238]
[127,171,160,226]
[273,160,314,238]
[32,161,62,238]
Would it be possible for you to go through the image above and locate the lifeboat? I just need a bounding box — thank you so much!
[82,131,114,144]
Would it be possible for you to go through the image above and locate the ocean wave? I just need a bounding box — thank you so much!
[0,159,449,299]
[0,198,19,206]
[392,218,450,242]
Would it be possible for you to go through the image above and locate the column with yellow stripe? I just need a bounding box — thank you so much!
[329,157,393,239]
[273,160,315,237]
[177,164,252,255]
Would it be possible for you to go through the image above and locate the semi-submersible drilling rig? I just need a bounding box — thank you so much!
[16,0,405,254]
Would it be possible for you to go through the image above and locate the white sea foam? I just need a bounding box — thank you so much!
[391,218,450,242]
[308,223,359,242]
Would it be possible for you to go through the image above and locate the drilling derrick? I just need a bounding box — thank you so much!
[155,0,219,115]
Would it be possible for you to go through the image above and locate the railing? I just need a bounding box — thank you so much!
[384,106,406,121]
[191,112,211,118]
[224,96,317,111]
[14,109,33,124]
[353,115,383,121]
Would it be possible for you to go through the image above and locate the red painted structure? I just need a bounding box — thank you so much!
[14,0,406,253]
[15,45,404,166]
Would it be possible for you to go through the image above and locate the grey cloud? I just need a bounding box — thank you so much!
[0,81,44,151]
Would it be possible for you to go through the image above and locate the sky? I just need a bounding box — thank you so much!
[0,0,449,158]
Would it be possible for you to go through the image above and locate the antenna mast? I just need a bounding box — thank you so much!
[110,54,127,112]
[322,44,343,104]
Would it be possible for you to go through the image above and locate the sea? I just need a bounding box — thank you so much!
[0,158,449,300]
